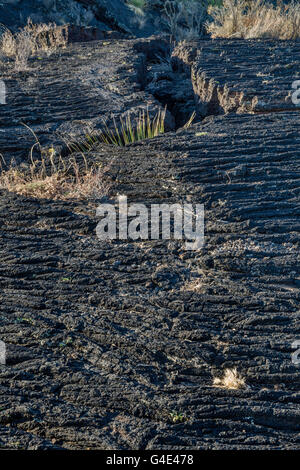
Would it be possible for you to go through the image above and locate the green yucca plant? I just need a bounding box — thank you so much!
[105,107,166,146]
[69,107,167,153]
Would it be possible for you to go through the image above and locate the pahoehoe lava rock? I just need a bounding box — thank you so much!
[0,0,162,37]
[0,37,174,164]
[0,36,299,450]
[172,39,300,117]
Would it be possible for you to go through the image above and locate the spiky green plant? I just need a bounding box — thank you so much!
[70,107,167,152]
[104,107,166,145]
[170,411,186,423]
[127,0,145,9]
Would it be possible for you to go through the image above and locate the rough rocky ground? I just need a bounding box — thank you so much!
[0,0,162,37]
[0,37,173,164]
[172,39,300,116]
[0,38,299,449]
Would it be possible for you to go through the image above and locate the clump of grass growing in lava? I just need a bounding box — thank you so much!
[0,152,109,201]
[67,107,167,153]
[0,19,68,70]
[207,0,300,40]
[213,368,246,390]
[0,125,111,201]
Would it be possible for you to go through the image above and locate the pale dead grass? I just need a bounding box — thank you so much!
[0,19,68,70]
[0,167,105,200]
[24,19,68,54]
[164,0,209,40]
[0,121,113,201]
[213,368,246,390]
[0,148,111,201]
[207,0,300,40]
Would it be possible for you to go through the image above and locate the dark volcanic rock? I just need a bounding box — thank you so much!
[172,39,300,117]
[0,29,299,450]
[0,37,174,164]
[0,108,299,448]
[0,0,162,37]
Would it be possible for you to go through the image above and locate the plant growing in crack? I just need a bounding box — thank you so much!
[66,107,167,153]
[169,410,186,423]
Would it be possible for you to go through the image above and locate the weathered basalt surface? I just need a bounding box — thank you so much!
[0,38,299,450]
[172,39,300,117]
[0,37,173,164]
[0,0,163,37]
[0,109,299,449]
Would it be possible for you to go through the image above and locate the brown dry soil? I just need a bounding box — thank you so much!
[0,37,299,450]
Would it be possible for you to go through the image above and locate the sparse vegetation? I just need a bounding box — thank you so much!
[0,19,68,70]
[101,107,167,146]
[162,0,222,40]
[0,122,111,203]
[0,107,167,200]
[0,154,108,201]
[70,107,167,151]
[164,0,209,40]
[213,368,246,390]
[169,411,186,423]
[207,0,300,40]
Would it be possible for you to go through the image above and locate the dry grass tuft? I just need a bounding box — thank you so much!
[0,123,111,203]
[213,368,246,390]
[0,155,110,201]
[164,0,209,40]
[0,162,108,201]
[207,0,300,40]
[0,19,68,70]
[24,19,68,54]
[1,27,32,70]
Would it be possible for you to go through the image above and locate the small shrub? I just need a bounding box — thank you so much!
[0,19,68,70]
[164,0,209,40]
[207,0,300,40]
